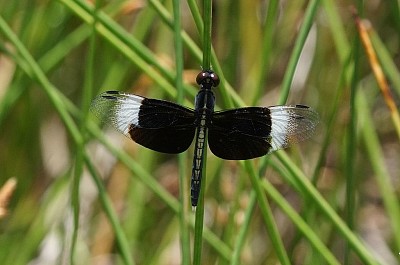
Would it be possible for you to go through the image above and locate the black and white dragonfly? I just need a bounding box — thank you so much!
[91,70,318,206]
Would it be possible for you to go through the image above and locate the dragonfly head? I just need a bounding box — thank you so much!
[196,70,220,89]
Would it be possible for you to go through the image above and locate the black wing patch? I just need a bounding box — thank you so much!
[91,91,196,153]
[208,105,318,160]
[208,107,273,160]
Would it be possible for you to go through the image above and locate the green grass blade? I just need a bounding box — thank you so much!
[276,152,381,265]
[357,91,400,251]
[261,180,341,265]
[279,0,320,104]
[243,160,291,265]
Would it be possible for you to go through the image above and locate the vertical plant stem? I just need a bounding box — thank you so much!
[344,32,359,265]
[344,3,363,264]
[202,0,212,69]
[193,0,213,264]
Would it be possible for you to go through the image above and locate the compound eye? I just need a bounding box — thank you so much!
[196,71,208,85]
[196,70,220,87]
[209,72,220,87]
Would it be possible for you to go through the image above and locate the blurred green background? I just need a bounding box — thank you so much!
[0,0,399,264]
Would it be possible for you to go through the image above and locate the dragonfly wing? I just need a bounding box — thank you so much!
[208,105,318,160]
[91,91,197,153]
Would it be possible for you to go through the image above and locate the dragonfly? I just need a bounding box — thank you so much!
[91,70,319,206]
